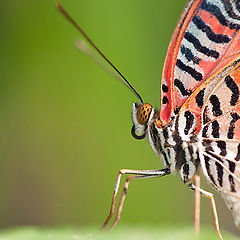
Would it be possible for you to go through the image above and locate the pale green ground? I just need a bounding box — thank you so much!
[0,226,238,240]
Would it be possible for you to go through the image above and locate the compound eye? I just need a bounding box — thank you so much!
[136,103,153,125]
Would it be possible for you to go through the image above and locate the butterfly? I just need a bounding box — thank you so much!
[57,0,240,239]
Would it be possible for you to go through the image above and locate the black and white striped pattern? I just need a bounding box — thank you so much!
[148,113,200,183]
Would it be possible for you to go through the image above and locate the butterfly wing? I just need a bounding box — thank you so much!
[178,56,240,229]
[200,60,240,229]
[159,0,240,127]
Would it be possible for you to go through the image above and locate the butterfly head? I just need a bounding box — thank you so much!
[131,103,154,140]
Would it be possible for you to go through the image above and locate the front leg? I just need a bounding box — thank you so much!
[102,168,171,231]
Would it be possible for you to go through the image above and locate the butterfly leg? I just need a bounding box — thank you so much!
[193,175,200,236]
[102,168,170,231]
[189,183,223,240]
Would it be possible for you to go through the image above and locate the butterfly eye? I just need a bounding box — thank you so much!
[136,103,153,125]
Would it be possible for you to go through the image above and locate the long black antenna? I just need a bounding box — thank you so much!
[56,2,143,104]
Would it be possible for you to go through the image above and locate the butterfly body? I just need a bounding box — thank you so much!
[104,0,240,235]
[158,0,240,231]
[133,56,240,233]
[131,0,240,229]
[56,0,240,236]
[132,1,240,228]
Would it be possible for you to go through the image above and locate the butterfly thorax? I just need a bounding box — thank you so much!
[132,103,200,183]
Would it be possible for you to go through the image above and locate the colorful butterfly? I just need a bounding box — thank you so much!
[57,0,240,239]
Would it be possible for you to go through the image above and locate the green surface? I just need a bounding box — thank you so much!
[0,226,238,240]
[0,0,239,238]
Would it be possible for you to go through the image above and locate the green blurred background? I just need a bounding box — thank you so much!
[0,0,239,237]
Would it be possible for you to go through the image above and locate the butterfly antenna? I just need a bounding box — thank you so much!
[56,2,143,104]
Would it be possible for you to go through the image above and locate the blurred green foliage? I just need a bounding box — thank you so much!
[0,0,239,238]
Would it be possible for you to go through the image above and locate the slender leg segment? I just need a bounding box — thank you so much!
[189,182,223,240]
[110,174,156,231]
[193,175,200,236]
[102,168,170,231]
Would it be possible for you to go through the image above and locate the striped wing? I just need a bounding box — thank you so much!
[160,0,240,127]
[178,56,240,229]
